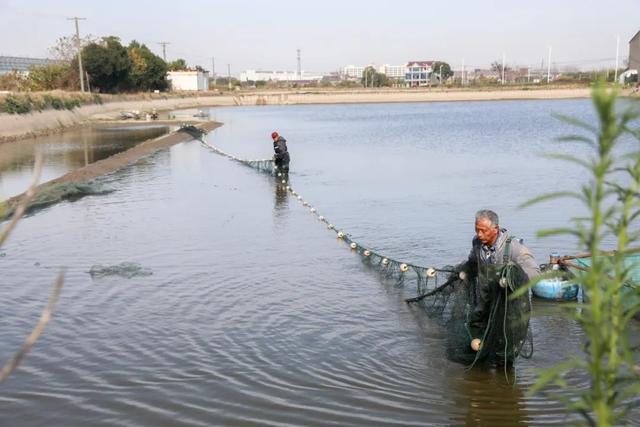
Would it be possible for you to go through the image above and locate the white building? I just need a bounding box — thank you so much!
[167,71,209,91]
[342,65,365,79]
[239,69,323,82]
[405,61,434,87]
[378,64,406,79]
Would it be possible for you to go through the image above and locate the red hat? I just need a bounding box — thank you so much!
[271,131,279,139]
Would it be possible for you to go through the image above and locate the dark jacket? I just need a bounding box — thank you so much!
[465,228,540,281]
[273,137,290,163]
[464,228,539,336]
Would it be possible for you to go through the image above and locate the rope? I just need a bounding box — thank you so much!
[187,125,533,371]
[186,125,447,292]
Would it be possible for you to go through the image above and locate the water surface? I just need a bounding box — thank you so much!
[0,124,170,199]
[0,99,637,426]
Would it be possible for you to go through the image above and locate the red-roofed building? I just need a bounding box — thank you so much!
[405,61,434,87]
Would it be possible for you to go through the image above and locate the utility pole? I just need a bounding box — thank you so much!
[501,53,506,85]
[614,34,620,83]
[158,42,170,62]
[461,59,465,85]
[211,57,216,86]
[67,17,86,92]
[547,46,552,84]
[527,67,530,83]
[227,64,231,90]
[296,48,301,81]
[439,64,443,85]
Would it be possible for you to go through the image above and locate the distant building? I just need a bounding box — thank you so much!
[629,30,640,71]
[342,65,365,79]
[239,69,323,82]
[378,64,406,79]
[405,61,434,87]
[167,71,209,91]
[0,56,59,75]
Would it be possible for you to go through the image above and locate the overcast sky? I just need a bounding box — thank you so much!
[1,0,637,74]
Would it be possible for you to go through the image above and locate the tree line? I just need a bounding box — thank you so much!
[0,35,197,93]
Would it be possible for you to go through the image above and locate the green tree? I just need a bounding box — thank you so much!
[167,59,188,71]
[361,66,390,87]
[27,63,76,91]
[431,61,453,82]
[521,84,640,425]
[127,41,168,91]
[82,36,132,93]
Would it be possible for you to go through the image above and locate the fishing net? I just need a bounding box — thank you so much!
[185,123,534,369]
[1,182,113,221]
[179,124,276,175]
[407,261,533,368]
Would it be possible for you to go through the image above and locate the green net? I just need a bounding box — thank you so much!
[188,126,534,370]
[180,125,276,175]
[1,182,113,221]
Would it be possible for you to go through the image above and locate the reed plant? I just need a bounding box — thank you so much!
[521,83,640,425]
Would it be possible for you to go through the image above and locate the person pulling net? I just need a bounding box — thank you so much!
[181,125,534,370]
[407,210,537,369]
[179,124,277,175]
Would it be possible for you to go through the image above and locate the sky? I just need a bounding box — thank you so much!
[0,0,638,75]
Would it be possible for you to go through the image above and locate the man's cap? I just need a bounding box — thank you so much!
[271,131,279,139]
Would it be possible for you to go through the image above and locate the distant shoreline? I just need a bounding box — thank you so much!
[1,86,635,143]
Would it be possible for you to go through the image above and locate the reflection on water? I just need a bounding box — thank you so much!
[0,100,637,426]
[0,124,170,199]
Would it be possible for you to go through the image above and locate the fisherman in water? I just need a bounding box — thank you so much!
[463,209,540,363]
[271,131,290,176]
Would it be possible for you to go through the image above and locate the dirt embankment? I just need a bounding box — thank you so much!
[0,96,234,143]
[1,121,220,219]
[3,85,632,144]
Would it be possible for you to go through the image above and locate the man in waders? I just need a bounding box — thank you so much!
[271,131,290,176]
[463,209,540,364]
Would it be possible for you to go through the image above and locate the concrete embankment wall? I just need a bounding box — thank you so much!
[0,87,596,143]
[0,96,235,142]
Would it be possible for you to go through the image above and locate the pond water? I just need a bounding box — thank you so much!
[0,99,637,426]
[0,124,170,199]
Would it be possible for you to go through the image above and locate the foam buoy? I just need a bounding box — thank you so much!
[281,180,286,184]
[382,258,389,266]
[400,263,409,272]
[318,216,325,221]
[426,267,436,277]
[297,196,303,201]
[337,231,344,239]
[310,208,316,213]
[292,191,297,196]
[363,250,371,257]
[471,338,482,351]
[459,271,467,281]
[286,186,290,190]
[350,242,357,249]
[499,277,508,288]
[328,224,334,230]
[303,201,309,206]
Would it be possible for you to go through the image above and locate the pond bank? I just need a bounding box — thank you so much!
[1,121,220,219]
[0,87,607,144]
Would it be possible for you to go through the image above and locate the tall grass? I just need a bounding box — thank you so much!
[522,84,640,425]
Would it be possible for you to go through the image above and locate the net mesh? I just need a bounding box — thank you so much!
[185,124,534,369]
[180,124,276,175]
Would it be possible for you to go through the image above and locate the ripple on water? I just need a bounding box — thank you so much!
[1,100,637,426]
